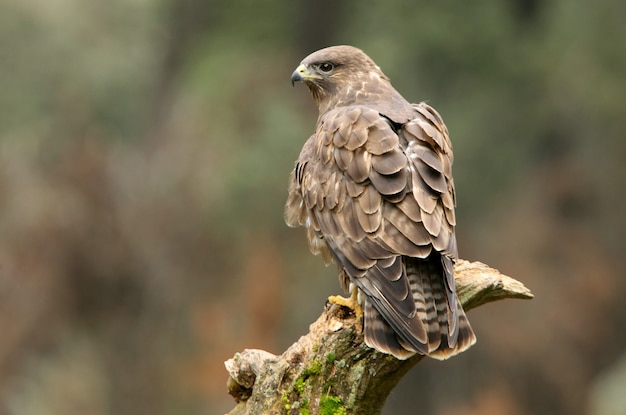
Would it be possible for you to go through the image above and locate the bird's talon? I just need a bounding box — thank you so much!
[328,291,364,319]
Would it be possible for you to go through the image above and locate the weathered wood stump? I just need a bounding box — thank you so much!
[225,260,533,415]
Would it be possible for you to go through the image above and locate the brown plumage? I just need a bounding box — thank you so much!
[286,45,475,360]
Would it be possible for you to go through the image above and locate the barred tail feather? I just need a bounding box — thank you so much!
[411,255,476,360]
[361,255,475,360]
[363,299,416,360]
[428,299,475,360]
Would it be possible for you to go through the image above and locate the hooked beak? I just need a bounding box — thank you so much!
[291,64,321,86]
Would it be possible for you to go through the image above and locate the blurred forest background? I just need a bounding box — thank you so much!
[0,0,625,414]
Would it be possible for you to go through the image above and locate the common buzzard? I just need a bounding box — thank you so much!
[286,45,475,360]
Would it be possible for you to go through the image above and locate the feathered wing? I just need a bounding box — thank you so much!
[285,103,475,359]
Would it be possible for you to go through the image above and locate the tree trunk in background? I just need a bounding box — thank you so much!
[293,0,346,53]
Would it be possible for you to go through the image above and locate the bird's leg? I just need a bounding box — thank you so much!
[328,286,363,319]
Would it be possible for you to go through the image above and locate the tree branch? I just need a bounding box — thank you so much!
[225,260,533,415]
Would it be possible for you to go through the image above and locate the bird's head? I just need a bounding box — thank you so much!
[291,45,393,116]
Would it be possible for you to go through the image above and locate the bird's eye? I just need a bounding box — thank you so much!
[318,62,334,73]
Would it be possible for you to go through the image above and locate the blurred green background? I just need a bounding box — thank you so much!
[0,0,625,414]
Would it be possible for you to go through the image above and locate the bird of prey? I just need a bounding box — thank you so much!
[286,45,475,360]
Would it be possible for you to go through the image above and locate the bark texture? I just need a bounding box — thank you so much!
[225,260,533,415]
